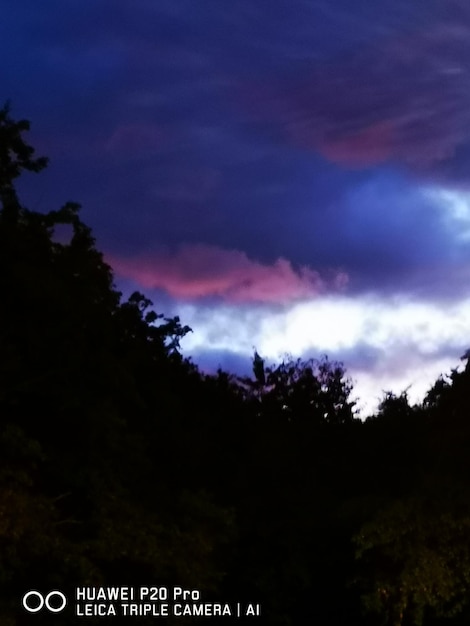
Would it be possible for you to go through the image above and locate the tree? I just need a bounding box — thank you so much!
[245,353,356,424]
[0,102,48,220]
[0,107,234,624]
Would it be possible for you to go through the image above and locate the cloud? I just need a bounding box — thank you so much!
[110,244,347,304]
[8,0,470,416]
[10,0,470,300]
[248,17,470,180]
[317,121,396,168]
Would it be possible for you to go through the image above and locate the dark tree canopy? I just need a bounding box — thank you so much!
[0,102,48,219]
[244,352,355,424]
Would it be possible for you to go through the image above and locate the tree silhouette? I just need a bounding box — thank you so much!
[0,102,48,220]
[244,352,356,424]
[0,107,233,624]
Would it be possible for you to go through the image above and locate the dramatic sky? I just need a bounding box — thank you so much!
[5,0,470,414]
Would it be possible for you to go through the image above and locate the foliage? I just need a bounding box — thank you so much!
[0,106,229,624]
[354,498,470,626]
[0,102,48,218]
[244,352,356,424]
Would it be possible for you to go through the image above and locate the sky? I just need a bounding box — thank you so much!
[5,0,470,415]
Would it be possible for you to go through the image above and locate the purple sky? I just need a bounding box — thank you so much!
[6,0,470,413]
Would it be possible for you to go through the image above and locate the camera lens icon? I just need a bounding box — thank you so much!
[22,591,67,613]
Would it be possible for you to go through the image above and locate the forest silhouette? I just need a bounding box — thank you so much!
[2,105,470,625]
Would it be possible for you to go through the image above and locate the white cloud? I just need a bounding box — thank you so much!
[424,186,470,241]
[180,295,470,416]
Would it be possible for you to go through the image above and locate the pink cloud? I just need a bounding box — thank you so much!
[317,121,397,167]
[245,20,470,176]
[110,244,347,303]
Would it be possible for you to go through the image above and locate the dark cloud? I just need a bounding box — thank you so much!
[6,0,470,307]
[8,0,470,411]
[248,12,470,183]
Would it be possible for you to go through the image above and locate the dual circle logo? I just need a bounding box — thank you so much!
[22,591,67,613]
